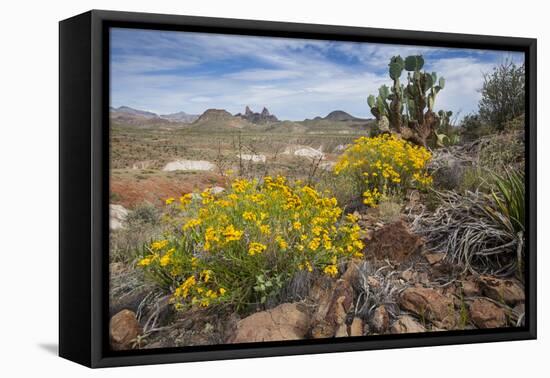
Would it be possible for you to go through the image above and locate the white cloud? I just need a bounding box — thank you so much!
[110,29,525,121]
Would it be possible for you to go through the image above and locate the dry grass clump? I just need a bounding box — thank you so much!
[410,190,523,277]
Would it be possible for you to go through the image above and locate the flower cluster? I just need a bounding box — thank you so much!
[334,134,433,206]
[138,176,365,312]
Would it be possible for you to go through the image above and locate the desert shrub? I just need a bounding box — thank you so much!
[376,196,403,223]
[460,113,494,142]
[137,176,364,312]
[479,60,525,131]
[457,166,489,193]
[433,160,467,191]
[479,130,524,173]
[334,134,433,207]
[316,169,362,210]
[126,202,161,225]
[110,202,163,263]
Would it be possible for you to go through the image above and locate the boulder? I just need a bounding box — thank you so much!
[399,287,456,328]
[371,305,389,333]
[478,276,525,306]
[229,303,309,343]
[110,309,141,350]
[390,315,426,334]
[469,298,507,329]
[367,220,424,263]
[110,204,128,230]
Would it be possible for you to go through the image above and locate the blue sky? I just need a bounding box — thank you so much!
[110,27,524,121]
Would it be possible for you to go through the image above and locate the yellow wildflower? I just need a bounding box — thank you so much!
[151,239,169,251]
[222,224,243,242]
[182,218,202,230]
[323,264,338,277]
[160,248,175,267]
[248,242,267,256]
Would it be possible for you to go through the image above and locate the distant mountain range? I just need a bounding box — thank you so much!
[310,110,367,122]
[110,106,199,124]
[160,111,200,123]
[110,105,373,132]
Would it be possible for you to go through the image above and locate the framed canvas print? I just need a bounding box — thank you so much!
[59,10,537,368]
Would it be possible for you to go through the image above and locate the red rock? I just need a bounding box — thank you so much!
[371,305,390,333]
[400,287,456,328]
[110,309,141,350]
[469,298,507,329]
[390,315,426,334]
[229,303,309,343]
[461,279,482,297]
[478,276,525,306]
[424,252,445,265]
[349,317,364,336]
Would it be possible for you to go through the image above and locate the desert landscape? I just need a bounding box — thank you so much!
[108,30,526,351]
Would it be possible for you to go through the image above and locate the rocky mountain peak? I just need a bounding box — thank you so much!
[237,106,278,124]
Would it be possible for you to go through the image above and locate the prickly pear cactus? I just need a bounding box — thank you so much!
[367,54,448,147]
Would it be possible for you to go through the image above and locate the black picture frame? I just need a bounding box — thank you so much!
[59,9,537,368]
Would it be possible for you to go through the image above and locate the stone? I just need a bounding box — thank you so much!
[341,259,362,285]
[349,317,364,336]
[334,323,348,338]
[399,287,456,328]
[367,275,380,288]
[424,252,445,265]
[367,220,424,263]
[401,270,414,282]
[210,186,225,194]
[110,309,141,350]
[229,303,309,343]
[311,279,354,339]
[478,276,525,306]
[390,315,426,334]
[371,305,389,333]
[469,298,507,329]
[461,279,482,297]
[110,204,128,230]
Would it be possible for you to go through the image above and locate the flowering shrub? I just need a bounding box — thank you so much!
[137,176,364,311]
[334,134,433,206]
